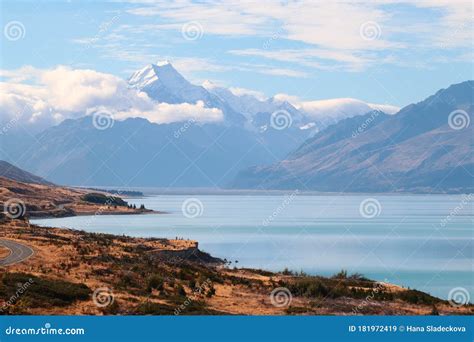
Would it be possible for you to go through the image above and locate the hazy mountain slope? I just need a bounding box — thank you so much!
[232,81,474,193]
[0,160,53,185]
[12,116,313,187]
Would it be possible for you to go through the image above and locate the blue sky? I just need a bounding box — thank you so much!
[1,0,473,107]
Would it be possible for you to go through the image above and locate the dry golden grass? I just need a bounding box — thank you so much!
[0,176,152,218]
[1,219,473,316]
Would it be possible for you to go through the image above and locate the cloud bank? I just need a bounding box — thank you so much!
[0,66,224,132]
[0,64,399,135]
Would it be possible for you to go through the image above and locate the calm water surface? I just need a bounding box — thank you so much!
[32,194,473,300]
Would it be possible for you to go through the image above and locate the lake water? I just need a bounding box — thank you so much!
[32,194,473,300]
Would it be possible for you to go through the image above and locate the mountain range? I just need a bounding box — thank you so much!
[232,81,474,193]
[2,61,392,188]
[1,61,471,192]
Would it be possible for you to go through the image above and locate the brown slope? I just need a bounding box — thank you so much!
[0,176,150,218]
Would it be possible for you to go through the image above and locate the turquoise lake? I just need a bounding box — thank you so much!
[32,194,473,300]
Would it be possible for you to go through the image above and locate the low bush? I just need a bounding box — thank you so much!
[0,273,91,309]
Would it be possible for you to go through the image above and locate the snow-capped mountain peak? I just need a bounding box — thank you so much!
[128,62,246,124]
[128,61,190,92]
[127,62,398,131]
[128,64,159,89]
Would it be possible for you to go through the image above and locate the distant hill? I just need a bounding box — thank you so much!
[0,160,53,186]
[232,81,474,193]
[0,172,150,218]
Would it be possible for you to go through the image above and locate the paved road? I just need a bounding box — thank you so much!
[0,239,34,266]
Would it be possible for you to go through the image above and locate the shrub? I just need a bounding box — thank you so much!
[82,193,127,207]
[146,275,164,292]
[0,273,91,308]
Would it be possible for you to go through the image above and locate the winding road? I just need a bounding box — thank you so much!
[0,239,34,266]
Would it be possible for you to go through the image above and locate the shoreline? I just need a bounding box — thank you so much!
[1,217,472,315]
[86,189,474,196]
[29,208,168,220]
[27,214,458,302]
[1,177,472,315]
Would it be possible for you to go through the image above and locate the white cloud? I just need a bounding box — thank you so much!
[257,67,308,78]
[228,87,266,101]
[127,2,270,36]
[115,100,223,124]
[0,64,401,134]
[368,103,400,115]
[298,98,400,121]
[229,48,376,72]
[0,65,223,132]
[124,0,472,70]
[412,0,473,48]
[272,93,301,104]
